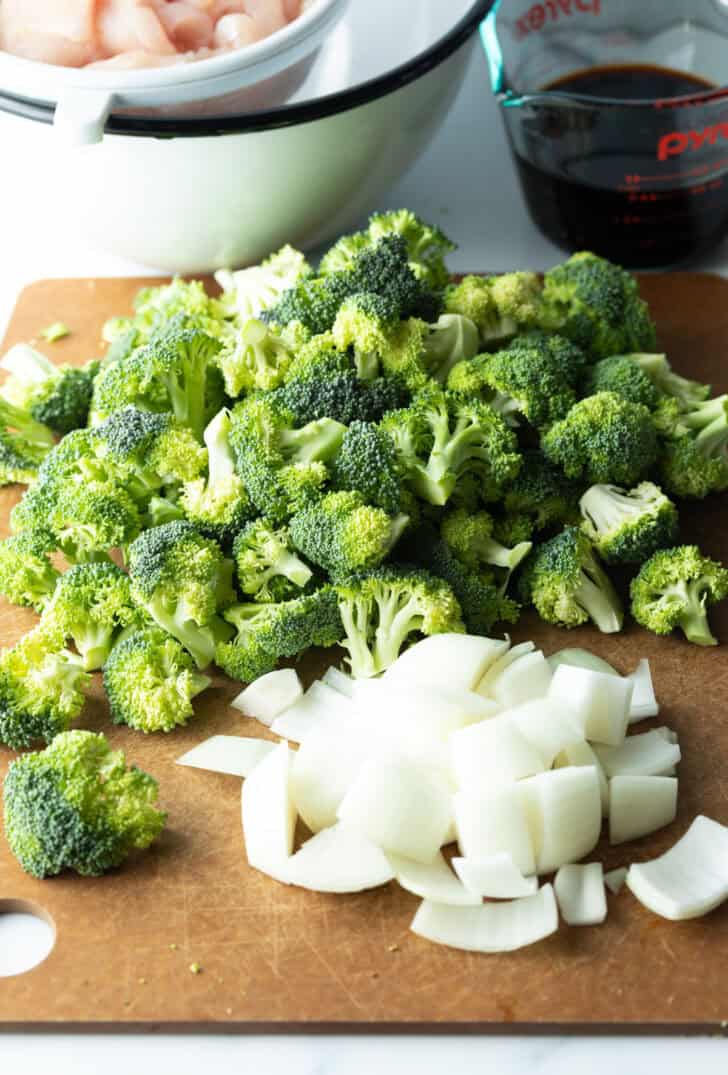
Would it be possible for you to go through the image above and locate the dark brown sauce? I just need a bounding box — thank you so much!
[544,63,714,101]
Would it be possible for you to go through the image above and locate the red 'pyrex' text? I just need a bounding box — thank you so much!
[514,0,600,38]
[658,124,728,160]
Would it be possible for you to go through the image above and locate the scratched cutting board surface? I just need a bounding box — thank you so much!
[1,274,728,1034]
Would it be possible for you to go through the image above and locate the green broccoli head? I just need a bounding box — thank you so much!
[542,251,657,358]
[579,482,679,565]
[233,518,313,603]
[128,521,235,668]
[331,420,404,516]
[444,272,545,346]
[217,317,292,397]
[440,507,532,582]
[335,566,464,679]
[1,344,99,435]
[216,245,312,323]
[632,353,710,410]
[380,385,521,506]
[331,291,428,387]
[630,545,728,646]
[289,490,409,580]
[0,627,90,749]
[542,392,658,487]
[216,587,343,683]
[519,526,623,634]
[41,561,142,671]
[491,512,536,548]
[3,729,166,878]
[0,529,60,612]
[131,277,233,342]
[584,354,661,409]
[659,395,728,499]
[180,409,253,544]
[104,627,211,733]
[503,450,581,531]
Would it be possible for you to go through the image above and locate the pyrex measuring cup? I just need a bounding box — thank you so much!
[482,0,728,267]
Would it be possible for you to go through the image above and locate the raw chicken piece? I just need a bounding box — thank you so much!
[97,1,176,57]
[283,0,302,19]
[213,13,263,48]
[244,0,287,36]
[0,0,101,66]
[152,2,215,52]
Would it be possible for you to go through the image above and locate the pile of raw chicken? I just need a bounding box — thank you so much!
[0,0,305,69]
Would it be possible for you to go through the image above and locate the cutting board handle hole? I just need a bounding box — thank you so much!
[0,899,56,978]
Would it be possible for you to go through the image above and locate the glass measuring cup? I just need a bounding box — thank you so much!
[481,0,728,267]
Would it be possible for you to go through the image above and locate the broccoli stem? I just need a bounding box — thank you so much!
[204,409,236,487]
[1,344,57,387]
[373,590,421,671]
[275,550,313,588]
[581,485,642,535]
[670,579,717,646]
[575,565,623,634]
[339,596,378,678]
[74,624,116,671]
[145,598,223,669]
[280,419,345,464]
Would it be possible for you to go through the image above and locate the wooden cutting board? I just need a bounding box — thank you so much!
[1,274,728,1034]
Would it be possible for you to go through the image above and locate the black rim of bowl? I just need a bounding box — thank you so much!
[0,0,493,138]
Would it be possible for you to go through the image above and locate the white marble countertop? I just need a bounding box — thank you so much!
[1,37,727,1075]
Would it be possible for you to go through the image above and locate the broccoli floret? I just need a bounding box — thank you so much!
[331,292,429,387]
[229,397,344,523]
[41,481,141,565]
[289,490,409,580]
[216,588,343,683]
[584,354,661,409]
[380,386,521,506]
[491,512,536,548]
[0,628,90,749]
[0,398,55,485]
[630,545,728,646]
[128,521,235,669]
[130,277,233,342]
[422,314,480,384]
[180,409,253,544]
[331,421,404,515]
[41,562,141,671]
[3,729,166,878]
[233,518,313,603]
[519,526,623,633]
[542,251,657,358]
[216,245,312,322]
[631,353,710,410]
[34,427,116,488]
[448,339,577,428]
[444,272,544,346]
[0,530,60,611]
[542,392,658,487]
[440,507,532,586]
[503,450,581,531]
[146,495,186,528]
[516,330,589,384]
[659,395,728,499]
[217,318,292,397]
[1,344,100,435]
[104,627,211,733]
[579,482,679,565]
[335,567,464,679]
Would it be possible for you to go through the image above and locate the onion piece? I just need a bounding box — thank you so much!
[176,735,275,777]
[454,786,536,876]
[626,658,659,723]
[384,633,509,691]
[475,641,534,697]
[290,722,371,833]
[609,775,678,845]
[270,681,352,743]
[548,665,633,746]
[387,851,481,906]
[450,715,545,791]
[452,853,538,899]
[505,699,584,767]
[604,867,628,895]
[489,650,552,708]
[285,823,394,893]
[338,758,453,864]
[547,648,619,678]
[410,885,558,953]
[594,730,681,778]
[554,863,607,925]
[321,665,355,698]
[626,815,728,920]
[230,667,303,725]
[518,767,602,874]
[554,740,609,816]
[655,726,678,744]
[241,741,296,882]
[354,681,499,741]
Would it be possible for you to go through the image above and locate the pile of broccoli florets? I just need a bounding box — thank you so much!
[1,209,728,875]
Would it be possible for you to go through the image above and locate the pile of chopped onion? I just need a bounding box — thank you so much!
[177,633,728,953]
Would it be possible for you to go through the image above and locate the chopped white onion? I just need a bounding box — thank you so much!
[454,786,536,877]
[547,648,619,677]
[518,767,602,874]
[356,682,499,745]
[384,633,509,691]
[505,698,584,767]
[387,851,481,906]
[489,650,553,708]
[230,667,303,726]
[410,884,558,952]
[626,815,728,920]
[626,659,659,723]
[554,740,609,816]
[554,863,607,925]
[549,665,633,746]
[270,681,353,743]
[452,853,538,899]
[241,741,296,883]
[609,775,678,845]
[654,726,678,744]
[476,641,535,697]
[449,715,545,791]
[338,758,452,864]
[176,735,275,777]
[284,824,394,893]
[604,867,628,895]
[594,730,681,778]
[321,665,356,698]
[290,722,370,833]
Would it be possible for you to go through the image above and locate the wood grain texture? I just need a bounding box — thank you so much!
[1,275,728,1034]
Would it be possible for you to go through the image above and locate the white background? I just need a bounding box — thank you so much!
[1,41,727,1074]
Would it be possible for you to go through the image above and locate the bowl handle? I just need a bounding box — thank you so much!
[54,90,114,146]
